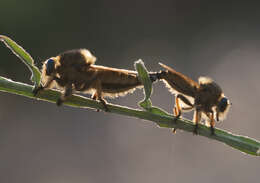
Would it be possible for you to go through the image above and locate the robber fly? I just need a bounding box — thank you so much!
[156,63,231,135]
[33,49,158,111]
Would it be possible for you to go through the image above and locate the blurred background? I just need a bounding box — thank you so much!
[0,0,259,183]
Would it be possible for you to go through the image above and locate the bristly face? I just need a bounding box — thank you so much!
[218,97,228,112]
[217,96,231,121]
[45,59,55,76]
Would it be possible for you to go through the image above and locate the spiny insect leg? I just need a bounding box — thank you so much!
[32,85,44,96]
[56,84,73,106]
[209,112,215,135]
[174,94,194,118]
[177,94,193,108]
[32,76,55,96]
[172,96,181,133]
[95,81,109,112]
[193,109,201,135]
[173,95,182,119]
[216,111,220,121]
[172,94,194,133]
[91,92,100,112]
[99,98,109,112]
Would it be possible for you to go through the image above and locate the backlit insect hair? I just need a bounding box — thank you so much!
[33,49,158,111]
[156,63,231,135]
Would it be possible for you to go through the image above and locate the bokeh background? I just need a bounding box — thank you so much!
[1,1,259,183]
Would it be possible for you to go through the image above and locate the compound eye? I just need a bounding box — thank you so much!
[218,97,228,112]
[45,59,55,75]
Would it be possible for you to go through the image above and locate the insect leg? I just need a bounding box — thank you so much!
[177,94,193,107]
[209,112,215,135]
[181,106,194,111]
[91,92,97,100]
[205,112,216,135]
[98,97,109,112]
[91,92,101,112]
[172,96,181,133]
[56,83,73,106]
[53,76,66,86]
[174,94,194,117]
[95,80,109,112]
[32,76,55,96]
[172,94,193,133]
[173,95,181,117]
[193,109,201,135]
[216,111,220,121]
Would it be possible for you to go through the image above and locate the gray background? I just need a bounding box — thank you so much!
[0,1,259,183]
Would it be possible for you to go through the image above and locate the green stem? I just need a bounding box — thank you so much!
[0,76,259,156]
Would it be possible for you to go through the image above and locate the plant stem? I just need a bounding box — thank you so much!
[0,76,259,156]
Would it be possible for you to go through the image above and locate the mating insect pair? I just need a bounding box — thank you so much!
[33,49,231,135]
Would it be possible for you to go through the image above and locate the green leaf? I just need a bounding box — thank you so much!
[135,59,153,109]
[0,35,41,87]
[139,99,172,117]
[139,98,152,109]
[135,59,152,101]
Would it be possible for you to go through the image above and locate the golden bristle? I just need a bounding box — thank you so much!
[80,49,96,65]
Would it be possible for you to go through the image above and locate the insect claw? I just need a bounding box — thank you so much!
[99,99,109,112]
[210,126,215,136]
[102,104,109,112]
[172,128,177,134]
[175,113,181,119]
[193,124,199,135]
[173,111,181,123]
[171,113,181,134]
[56,98,63,106]
[173,106,181,122]
[32,85,43,96]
